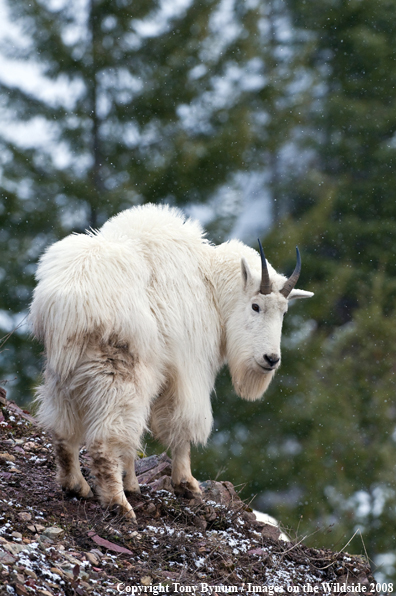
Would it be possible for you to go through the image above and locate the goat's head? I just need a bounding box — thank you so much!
[227,241,313,400]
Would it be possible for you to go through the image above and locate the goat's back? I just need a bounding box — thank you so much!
[30,204,219,382]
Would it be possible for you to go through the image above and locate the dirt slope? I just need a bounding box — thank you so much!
[0,389,377,595]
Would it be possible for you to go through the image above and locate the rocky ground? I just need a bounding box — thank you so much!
[0,388,378,595]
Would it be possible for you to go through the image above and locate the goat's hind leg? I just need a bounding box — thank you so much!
[89,439,136,520]
[85,380,153,521]
[78,338,161,520]
[53,432,93,499]
[37,378,92,499]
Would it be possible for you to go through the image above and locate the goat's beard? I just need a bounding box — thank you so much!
[229,358,275,401]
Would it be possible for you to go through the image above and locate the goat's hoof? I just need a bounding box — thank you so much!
[62,484,94,500]
[125,509,137,523]
[109,503,137,522]
[173,480,203,502]
[124,485,141,495]
[80,483,94,499]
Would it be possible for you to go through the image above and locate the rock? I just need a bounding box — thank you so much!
[24,568,37,579]
[63,553,83,566]
[23,442,38,451]
[14,584,29,596]
[15,573,25,583]
[203,505,217,522]
[11,532,22,540]
[59,565,75,579]
[13,446,26,454]
[260,522,281,541]
[223,559,234,570]
[200,480,241,507]
[50,567,63,577]
[89,548,104,559]
[42,526,64,540]
[60,562,89,581]
[18,512,32,522]
[137,461,172,485]
[3,542,28,555]
[85,552,99,566]
[242,510,257,522]
[145,502,157,513]
[149,475,174,494]
[193,516,207,531]
[248,547,266,556]
[39,535,54,548]
[135,452,171,476]
[0,452,16,463]
[0,548,16,565]
[27,524,45,533]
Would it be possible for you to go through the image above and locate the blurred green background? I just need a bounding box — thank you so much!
[1,0,396,581]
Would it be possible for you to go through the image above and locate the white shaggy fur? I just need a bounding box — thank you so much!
[30,204,313,519]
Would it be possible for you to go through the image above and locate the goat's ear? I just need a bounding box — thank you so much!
[241,258,254,292]
[288,289,314,300]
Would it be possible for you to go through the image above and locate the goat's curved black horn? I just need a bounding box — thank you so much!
[258,239,272,295]
[280,247,301,298]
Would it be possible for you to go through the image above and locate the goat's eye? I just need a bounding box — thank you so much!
[252,303,260,312]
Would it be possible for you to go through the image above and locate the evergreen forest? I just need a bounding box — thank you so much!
[1,0,396,581]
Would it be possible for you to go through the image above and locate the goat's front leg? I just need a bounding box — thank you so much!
[171,441,202,498]
[122,452,141,494]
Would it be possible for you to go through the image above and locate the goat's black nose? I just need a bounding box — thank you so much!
[264,354,280,367]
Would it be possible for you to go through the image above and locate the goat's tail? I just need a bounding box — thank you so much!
[30,231,159,380]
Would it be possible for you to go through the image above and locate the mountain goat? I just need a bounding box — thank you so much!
[30,204,313,520]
